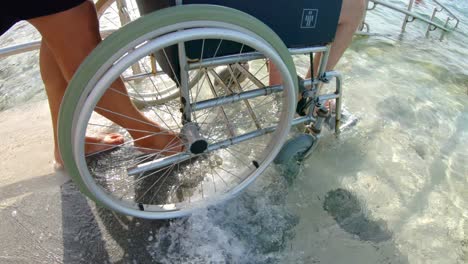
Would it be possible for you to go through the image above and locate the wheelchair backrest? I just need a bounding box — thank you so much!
[182,0,342,48]
[136,0,342,76]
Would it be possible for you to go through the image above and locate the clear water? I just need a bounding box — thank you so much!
[0,0,467,263]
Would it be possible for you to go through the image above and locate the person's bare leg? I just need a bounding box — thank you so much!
[29,1,182,163]
[269,0,366,84]
[268,63,283,86]
[39,41,125,164]
[305,0,366,79]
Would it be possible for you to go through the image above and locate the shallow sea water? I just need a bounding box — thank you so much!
[0,0,466,263]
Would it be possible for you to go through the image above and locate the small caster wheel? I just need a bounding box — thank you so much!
[274,133,318,182]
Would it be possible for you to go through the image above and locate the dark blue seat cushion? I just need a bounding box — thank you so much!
[136,0,342,81]
[183,0,342,48]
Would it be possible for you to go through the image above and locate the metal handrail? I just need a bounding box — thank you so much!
[360,0,461,39]
[432,0,460,28]
[373,0,451,31]
[0,40,41,59]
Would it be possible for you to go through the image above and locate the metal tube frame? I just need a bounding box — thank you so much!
[318,71,343,135]
[178,38,192,124]
[128,115,315,175]
[128,43,340,174]
[0,0,343,176]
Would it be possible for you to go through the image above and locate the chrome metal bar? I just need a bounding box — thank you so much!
[189,52,264,69]
[289,46,328,55]
[323,71,343,135]
[317,93,340,102]
[207,126,274,151]
[227,65,262,130]
[1,38,325,63]
[292,115,315,126]
[178,40,191,123]
[188,46,328,70]
[128,114,313,175]
[191,85,283,111]
[0,41,41,58]
[317,45,331,80]
[122,71,164,82]
[301,78,313,89]
[206,116,315,151]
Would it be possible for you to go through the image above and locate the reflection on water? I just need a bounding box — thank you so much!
[287,1,467,260]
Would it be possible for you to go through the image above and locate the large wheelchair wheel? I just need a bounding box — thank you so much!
[96,0,140,33]
[58,5,298,219]
[95,0,205,105]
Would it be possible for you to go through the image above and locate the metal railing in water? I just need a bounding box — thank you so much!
[359,0,460,40]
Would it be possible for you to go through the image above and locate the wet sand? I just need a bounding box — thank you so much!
[0,101,56,185]
[0,100,173,263]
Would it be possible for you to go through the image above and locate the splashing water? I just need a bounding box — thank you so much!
[147,168,299,264]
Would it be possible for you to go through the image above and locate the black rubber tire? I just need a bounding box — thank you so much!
[274,133,316,165]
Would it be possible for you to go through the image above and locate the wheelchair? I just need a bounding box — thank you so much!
[58,0,344,219]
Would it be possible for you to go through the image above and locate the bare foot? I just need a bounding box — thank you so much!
[131,129,184,156]
[54,133,124,166]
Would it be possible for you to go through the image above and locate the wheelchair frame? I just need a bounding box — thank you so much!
[58,3,344,219]
[127,45,343,175]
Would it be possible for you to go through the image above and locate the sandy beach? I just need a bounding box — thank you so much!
[0,100,174,263]
[0,100,59,185]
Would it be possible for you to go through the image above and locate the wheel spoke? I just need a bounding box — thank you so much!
[66,17,294,218]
